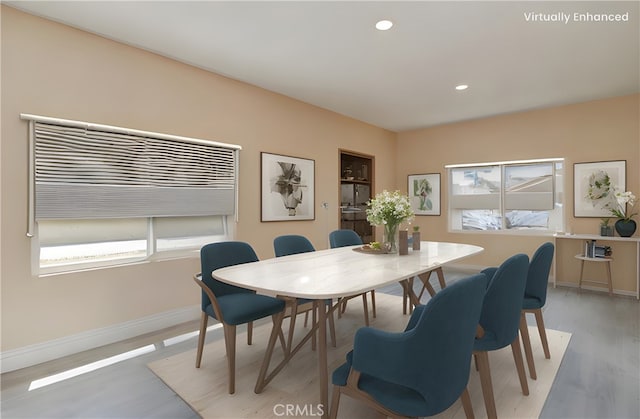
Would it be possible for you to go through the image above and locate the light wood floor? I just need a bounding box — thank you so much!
[1,269,639,418]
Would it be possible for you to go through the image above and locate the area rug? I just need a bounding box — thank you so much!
[148,293,571,418]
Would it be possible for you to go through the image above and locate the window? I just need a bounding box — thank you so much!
[447,158,564,233]
[23,114,240,274]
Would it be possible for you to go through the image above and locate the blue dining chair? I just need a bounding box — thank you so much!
[329,229,376,326]
[193,241,286,394]
[520,242,555,379]
[476,253,530,418]
[273,235,337,351]
[329,273,489,418]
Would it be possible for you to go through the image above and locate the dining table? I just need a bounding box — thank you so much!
[212,240,484,418]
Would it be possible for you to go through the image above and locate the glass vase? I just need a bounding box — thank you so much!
[383,222,399,253]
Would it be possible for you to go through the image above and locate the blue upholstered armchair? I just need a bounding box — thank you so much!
[193,241,286,394]
[330,273,488,418]
[476,253,530,418]
[328,229,376,326]
[519,242,555,379]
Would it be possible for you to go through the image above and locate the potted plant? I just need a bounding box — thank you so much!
[365,190,414,253]
[606,190,638,237]
[600,218,613,237]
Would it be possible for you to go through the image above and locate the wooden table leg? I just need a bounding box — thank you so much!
[401,279,421,309]
[418,271,437,298]
[316,300,329,419]
[435,267,446,290]
[255,310,285,393]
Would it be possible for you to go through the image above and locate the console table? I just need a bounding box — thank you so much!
[554,234,640,299]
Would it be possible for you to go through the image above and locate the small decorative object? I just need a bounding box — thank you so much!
[584,240,597,258]
[399,230,409,255]
[412,225,421,250]
[366,190,414,253]
[600,218,614,237]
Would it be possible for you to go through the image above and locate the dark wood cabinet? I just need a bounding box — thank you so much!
[339,150,374,244]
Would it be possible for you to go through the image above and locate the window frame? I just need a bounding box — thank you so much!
[446,158,565,235]
[34,215,232,276]
[22,114,240,276]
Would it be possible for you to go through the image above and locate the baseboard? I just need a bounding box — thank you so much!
[0,305,200,373]
[555,281,638,298]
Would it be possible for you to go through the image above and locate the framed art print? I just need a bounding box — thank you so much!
[261,152,315,221]
[574,160,625,217]
[408,173,441,216]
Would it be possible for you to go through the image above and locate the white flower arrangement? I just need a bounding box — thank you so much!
[366,190,414,226]
[585,171,637,222]
[606,190,637,222]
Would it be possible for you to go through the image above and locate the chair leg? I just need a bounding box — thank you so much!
[534,308,551,359]
[247,321,253,345]
[519,311,537,380]
[510,336,530,396]
[402,286,408,315]
[475,350,497,419]
[223,324,237,394]
[361,294,370,327]
[370,290,376,318]
[195,312,208,368]
[460,387,475,419]
[329,385,341,419]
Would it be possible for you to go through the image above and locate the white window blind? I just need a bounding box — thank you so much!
[24,115,241,222]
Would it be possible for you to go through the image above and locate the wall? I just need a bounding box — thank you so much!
[0,6,396,355]
[2,5,638,365]
[397,94,639,273]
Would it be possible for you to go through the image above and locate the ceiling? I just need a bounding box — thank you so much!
[7,1,640,132]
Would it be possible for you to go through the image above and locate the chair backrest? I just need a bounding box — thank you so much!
[354,273,489,415]
[273,234,315,257]
[200,241,257,311]
[478,253,529,349]
[525,242,554,306]
[329,229,363,248]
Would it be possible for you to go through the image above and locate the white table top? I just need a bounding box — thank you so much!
[212,241,484,299]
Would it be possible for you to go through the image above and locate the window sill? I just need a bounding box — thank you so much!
[36,249,200,278]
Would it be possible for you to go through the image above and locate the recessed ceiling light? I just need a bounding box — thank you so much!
[375,20,393,31]
[455,84,469,91]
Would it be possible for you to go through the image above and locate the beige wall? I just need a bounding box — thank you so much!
[397,94,639,280]
[0,7,396,351]
[1,5,638,356]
